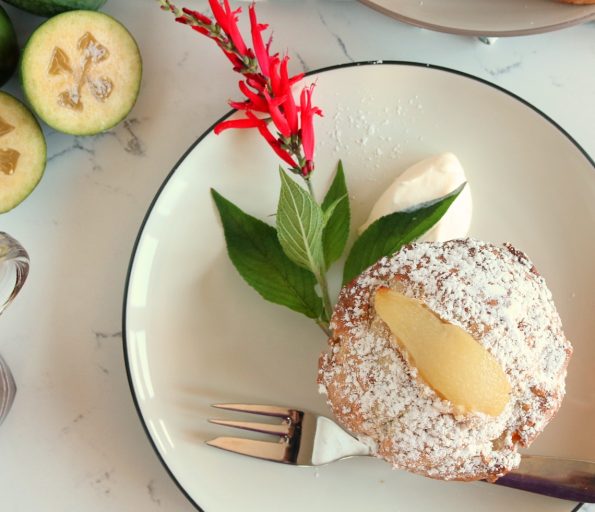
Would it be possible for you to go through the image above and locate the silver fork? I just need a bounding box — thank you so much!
[207,403,595,503]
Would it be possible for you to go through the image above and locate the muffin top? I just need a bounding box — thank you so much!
[318,239,572,481]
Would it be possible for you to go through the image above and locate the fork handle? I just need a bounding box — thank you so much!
[494,455,595,503]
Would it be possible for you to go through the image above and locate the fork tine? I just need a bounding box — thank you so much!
[209,418,290,436]
[212,403,292,418]
[206,436,288,463]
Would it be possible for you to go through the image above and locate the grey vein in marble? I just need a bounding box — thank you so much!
[60,413,85,436]
[46,118,146,171]
[121,119,146,156]
[484,61,522,77]
[147,480,162,506]
[91,470,114,496]
[47,137,95,163]
[317,9,354,63]
[177,50,190,67]
[93,330,122,349]
[295,52,311,73]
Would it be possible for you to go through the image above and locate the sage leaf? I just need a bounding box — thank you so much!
[211,189,323,319]
[276,169,325,274]
[321,161,350,269]
[342,183,466,284]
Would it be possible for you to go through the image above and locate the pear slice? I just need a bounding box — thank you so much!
[375,287,510,416]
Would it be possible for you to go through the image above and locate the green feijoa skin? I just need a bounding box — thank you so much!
[21,10,142,135]
[2,0,106,17]
[0,6,19,86]
[0,92,47,213]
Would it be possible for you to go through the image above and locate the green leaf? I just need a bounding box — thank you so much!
[211,189,323,319]
[321,161,350,269]
[276,169,325,274]
[342,183,466,285]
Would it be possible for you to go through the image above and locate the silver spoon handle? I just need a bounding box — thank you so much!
[494,455,595,503]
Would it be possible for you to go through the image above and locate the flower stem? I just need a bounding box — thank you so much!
[316,318,331,337]
[305,176,315,198]
[302,176,334,333]
[316,270,334,325]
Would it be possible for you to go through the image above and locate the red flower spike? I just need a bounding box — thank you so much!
[166,2,320,175]
[249,4,272,78]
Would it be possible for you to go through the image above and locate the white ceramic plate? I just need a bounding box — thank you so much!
[123,62,595,512]
[359,0,595,37]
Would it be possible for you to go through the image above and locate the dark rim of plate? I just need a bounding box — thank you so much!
[121,60,594,512]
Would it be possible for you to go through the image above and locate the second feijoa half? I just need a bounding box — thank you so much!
[21,10,142,135]
[0,92,46,213]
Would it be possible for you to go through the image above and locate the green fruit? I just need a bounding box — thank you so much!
[2,0,106,17]
[21,10,142,136]
[0,6,18,86]
[0,92,46,213]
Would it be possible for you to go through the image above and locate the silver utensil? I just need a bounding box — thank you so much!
[207,403,595,503]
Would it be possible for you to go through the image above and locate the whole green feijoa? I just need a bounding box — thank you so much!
[0,6,19,86]
[2,0,107,17]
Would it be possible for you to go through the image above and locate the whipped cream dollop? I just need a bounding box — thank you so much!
[360,153,472,242]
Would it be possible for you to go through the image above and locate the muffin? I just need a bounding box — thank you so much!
[318,239,572,481]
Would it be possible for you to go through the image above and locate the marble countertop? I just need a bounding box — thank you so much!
[0,1,593,510]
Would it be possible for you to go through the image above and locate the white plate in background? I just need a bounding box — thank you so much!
[359,0,595,36]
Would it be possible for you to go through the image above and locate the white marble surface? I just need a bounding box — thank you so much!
[0,1,593,511]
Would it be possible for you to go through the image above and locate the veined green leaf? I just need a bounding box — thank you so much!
[276,169,325,275]
[321,161,350,269]
[342,183,466,284]
[211,189,323,319]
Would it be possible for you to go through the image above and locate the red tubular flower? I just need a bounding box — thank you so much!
[246,113,298,168]
[208,0,250,58]
[177,8,212,35]
[279,57,298,135]
[249,4,272,78]
[300,84,322,176]
[228,81,269,112]
[214,117,264,134]
[263,90,291,138]
[181,7,212,26]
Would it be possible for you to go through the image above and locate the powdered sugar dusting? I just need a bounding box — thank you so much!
[318,239,571,481]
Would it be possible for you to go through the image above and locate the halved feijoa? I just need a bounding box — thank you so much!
[3,0,106,17]
[0,92,46,213]
[21,10,142,135]
[0,6,19,86]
